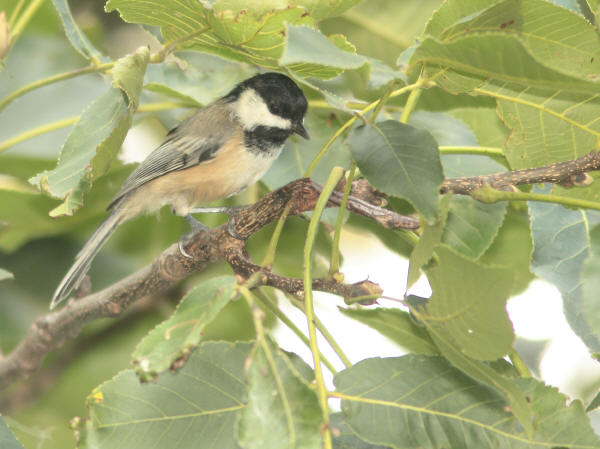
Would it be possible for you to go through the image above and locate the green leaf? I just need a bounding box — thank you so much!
[334,355,599,448]
[133,276,238,379]
[348,120,444,223]
[144,83,202,107]
[442,196,507,260]
[81,341,251,449]
[479,209,534,295]
[407,194,451,289]
[280,25,366,79]
[292,0,364,20]
[110,47,150,109]
[0,417,24,449]
[426,325,533,437]
[237,340,321,449]
[492,83,600,166]
[339,307,438,355]
[448,107,510,150]
[0,267,13,281]
[425,0,600,81]
[50,0,106,61]
[583,224,600,347]
[29,48,149,216]
[529,185,600,352]
[423,245,514,360]
[0,159,132,251]
[106,0,312,69]
[330,413,389,449]
[412,33,599,94]
[364,56,406,90]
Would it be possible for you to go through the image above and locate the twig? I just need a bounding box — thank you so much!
[441,150,600,194]
[0,178,405,391]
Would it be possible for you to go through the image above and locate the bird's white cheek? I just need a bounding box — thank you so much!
[234,89,291,130]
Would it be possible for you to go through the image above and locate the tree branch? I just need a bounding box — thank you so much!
[0,178,414,391]
[441,150,600,195]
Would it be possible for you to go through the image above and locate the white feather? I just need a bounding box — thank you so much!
[232,88,291,130]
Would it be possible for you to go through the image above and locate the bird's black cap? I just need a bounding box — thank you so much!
[225,72,309,138]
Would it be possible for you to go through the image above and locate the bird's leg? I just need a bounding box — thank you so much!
[188,206,244,240]
[176,209,211,259]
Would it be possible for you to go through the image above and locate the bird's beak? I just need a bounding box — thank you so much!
[293,122,310,139]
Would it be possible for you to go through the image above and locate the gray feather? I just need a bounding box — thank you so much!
[108,101,236,210]
[50,209,125,309]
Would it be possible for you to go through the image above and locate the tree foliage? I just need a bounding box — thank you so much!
[2,0,600,448]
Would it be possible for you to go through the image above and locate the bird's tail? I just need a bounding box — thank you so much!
[51,209,125,309]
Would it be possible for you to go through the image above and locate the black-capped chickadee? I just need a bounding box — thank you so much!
[51,72,309,309]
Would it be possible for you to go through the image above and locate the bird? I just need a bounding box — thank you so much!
[50,72,309,309]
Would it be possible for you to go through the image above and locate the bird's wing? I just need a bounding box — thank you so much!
[108,101,236,209]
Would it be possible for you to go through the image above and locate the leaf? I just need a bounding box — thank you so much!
[280,25,366,79]
[348,120,444,223]
[106,0,311,69]
[490,82,600,203]
[425,325,533,437]
[29,47,149,216]
[292,0,364,21]
[442,195,507,260]
[582,224,600,348]
[0,417,24,449]
[334,355,600,449]
[413,33,599,94]
[423,245,514,361]
[0,160,133,251]
[50,0,106,61]
[363,57,406,90]
[529,185,600,352]
[330,413,390,449]
[80,341,251,449]
[0,267,13,281]
[339,307,438,355]
[407,194,451,289]
[424,0,600,81]
[133,276,238,379]
[448,107,510,150]
[408,110,478,147]
[144,83,202,107]
[479,209,534,295]
[237,340,321,449]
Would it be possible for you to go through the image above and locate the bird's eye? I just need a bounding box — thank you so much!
[270,103,282,115]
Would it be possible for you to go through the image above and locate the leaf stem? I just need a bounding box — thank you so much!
[287,294,351,369]
[471,185,600,211]
[254,289,338,374]
[509,351,531,378]
[1,26,211,112]
[0,101,190,153]
[369,81,399,124]
[241,286,295,442]
[399,75,424,124]
[261,203,292,267]
[329,163,356,275]
[439,146,505,157]
[0,62,115,112]
[304,80,427,177]
[304,166,344,449]
[9,0,44,40]
[0,116,77,153]
[8,0,26,28]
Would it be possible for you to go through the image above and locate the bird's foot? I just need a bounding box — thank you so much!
[188,206,244,240]
[178,214,210,258]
